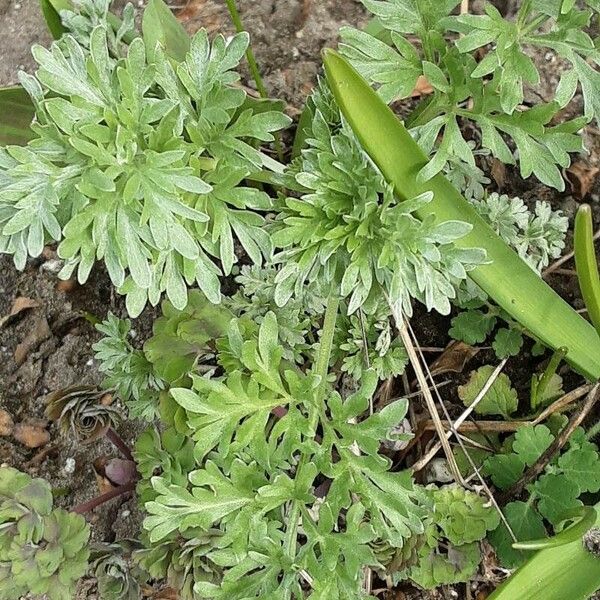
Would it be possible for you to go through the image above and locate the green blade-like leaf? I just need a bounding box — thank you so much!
[39,0,72,39]
[0,86,35,145]
[574,204,600,336]
[142,0,190,62]
[322,49,600,381]
[488,504,600,600]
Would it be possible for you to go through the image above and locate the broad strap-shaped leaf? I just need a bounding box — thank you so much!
[0,87,36,146]
[142,0,190,62]
[39,0,72,39]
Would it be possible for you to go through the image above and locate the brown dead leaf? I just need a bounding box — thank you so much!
[41,246,57,260]
[13,421,50,448]
[299,0,312,28]
[142,585,179,600]
[14,316,51,366]
[0,297,40,330]
[566,161,600,199]
[0,409,14,436]
[430,340,480,378]
[490,158,507,189]
[176,0,225,33]
[99,392,115,406]
[411,75,434,97]
[56,278,78,293]
[93,457,115,495]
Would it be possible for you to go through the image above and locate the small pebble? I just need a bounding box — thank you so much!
[13,422,50,449]
[64,458,76,474]
[41,259,64,274]
[0,410,14,436]
[86,358,94,366]
[121,509,131,518]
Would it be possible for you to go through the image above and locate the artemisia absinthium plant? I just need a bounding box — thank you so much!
[1,0,597,598]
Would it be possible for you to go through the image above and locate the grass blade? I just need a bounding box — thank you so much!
[142,0,190,62]
[322,49,600,381]
[39,0,71,39]
[0,87,35,146]
[574,204,600,336]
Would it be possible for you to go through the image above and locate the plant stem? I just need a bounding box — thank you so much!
[224,0,285,162]
[531,346,567,411]
[314,295,340,405]
[106,427,134,462]
[225,0,268,97]
[72,482,136,515]
[283,295,339,567]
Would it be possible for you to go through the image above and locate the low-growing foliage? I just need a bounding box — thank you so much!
[274,82,486,316]
[340,0,599,190]
[2,0,600,598]
[0,467,90,600]
[0,8,289,315]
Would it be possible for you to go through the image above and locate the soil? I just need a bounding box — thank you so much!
[0,0,599,599]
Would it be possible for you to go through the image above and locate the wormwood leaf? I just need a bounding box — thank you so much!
[0,19,290,315]
[341,0,593,189]
[172,370,285,462]
[275,82,484,316]
[458,366,518,418]
[144,463,255,543]
[472,194,568,272]
[360,0,461,36]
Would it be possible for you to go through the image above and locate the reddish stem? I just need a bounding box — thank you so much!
[106,427,134,461]
[72,481,136,515]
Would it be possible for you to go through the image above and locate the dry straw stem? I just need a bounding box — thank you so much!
[404,319,516,542]
[388,298,466,484]
[412,359,508,473]
[418,383,593,433]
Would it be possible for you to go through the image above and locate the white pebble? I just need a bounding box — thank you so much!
[64,458,76,474]
[121,509,131,518]
[86,358,93,366]
[41,259,64,274]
